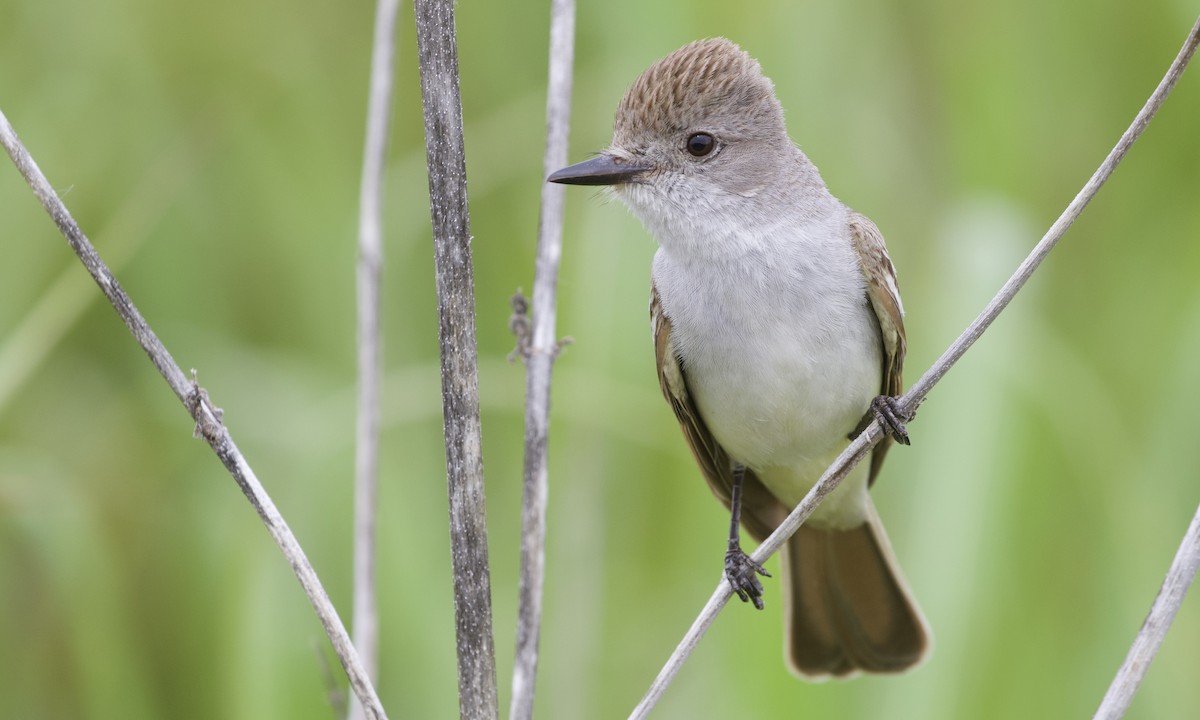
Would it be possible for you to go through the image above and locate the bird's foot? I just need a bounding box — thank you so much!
[725,546,770,610]
[871,395,912,445]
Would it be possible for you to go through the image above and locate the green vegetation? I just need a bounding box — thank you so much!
[2,1,1198,718]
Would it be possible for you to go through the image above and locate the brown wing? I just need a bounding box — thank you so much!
[651,282,788,543]
[849,212,907,486]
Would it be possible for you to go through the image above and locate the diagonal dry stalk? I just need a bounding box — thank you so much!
[508,1,577,719]
[628,13,1200,720]
[1093,499,1200,719]
[0,111,390,720]
[348,0,402,719]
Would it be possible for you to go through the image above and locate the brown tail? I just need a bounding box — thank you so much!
[781,503,929,678]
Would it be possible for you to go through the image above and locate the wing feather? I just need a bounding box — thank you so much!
[849,212,907,486]
[651,282,787,543]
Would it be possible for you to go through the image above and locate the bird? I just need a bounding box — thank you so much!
[548,37,929,678]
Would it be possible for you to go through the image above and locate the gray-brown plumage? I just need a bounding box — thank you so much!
[552,37,929,679]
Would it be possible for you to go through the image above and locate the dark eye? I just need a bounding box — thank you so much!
[686,132,715,157]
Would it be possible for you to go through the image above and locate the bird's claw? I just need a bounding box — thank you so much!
[871,395,912,445]
[725,546,771,610]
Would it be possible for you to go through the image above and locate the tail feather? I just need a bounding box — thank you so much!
[781,502,929,678]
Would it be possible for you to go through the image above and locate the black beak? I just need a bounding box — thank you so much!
[547,154,651,186]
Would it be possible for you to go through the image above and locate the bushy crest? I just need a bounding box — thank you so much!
[614,38,784,146]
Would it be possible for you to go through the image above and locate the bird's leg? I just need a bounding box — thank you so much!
[724,463,770,610]
[870,395,913,445]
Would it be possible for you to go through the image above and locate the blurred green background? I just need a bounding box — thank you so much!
[2,0,1199,718]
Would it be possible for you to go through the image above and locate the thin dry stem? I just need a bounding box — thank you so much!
[349,0,401,718]
[628,14,1200,719]
[0,110,389,720]
[509,1,577,719]
[1093,500,1200,719]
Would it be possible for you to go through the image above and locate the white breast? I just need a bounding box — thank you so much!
[651,211,882,495]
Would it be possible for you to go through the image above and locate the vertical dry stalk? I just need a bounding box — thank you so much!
[509,1,577,719]
[349,0,402,718]
[412,2,499,719]
[0,111,389,720]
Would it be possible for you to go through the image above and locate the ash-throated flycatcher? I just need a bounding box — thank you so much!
[549,38,929,678]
